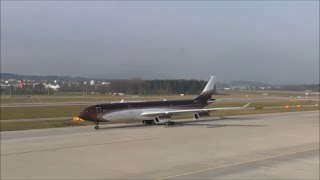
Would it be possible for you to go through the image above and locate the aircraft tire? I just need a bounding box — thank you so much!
[143,120,153,125]
[165,122,172,126]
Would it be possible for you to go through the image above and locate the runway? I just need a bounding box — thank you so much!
[1,111,319,179]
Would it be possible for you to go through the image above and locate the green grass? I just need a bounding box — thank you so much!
[220,90,312,97]
[210,100,318,108]
[1,106,86,120]
[1,100,318,120]
[52,92,89,96]
[0,119,93,131]
[0,95,197,104]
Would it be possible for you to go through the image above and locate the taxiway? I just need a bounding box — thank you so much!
[1,111,319,179]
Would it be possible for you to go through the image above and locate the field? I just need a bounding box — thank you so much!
[0,94,197,104]
[1,89,316,104]
[1,91,319,131]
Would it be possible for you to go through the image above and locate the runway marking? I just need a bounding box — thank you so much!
[156,148,319,180]
[1,137,157,156]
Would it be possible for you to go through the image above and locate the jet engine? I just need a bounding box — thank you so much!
[154,115,171,124]
[193,112,210,120]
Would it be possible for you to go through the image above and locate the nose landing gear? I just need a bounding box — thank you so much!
[94,122,100,130]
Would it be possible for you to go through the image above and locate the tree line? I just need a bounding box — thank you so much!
[0,79,211,95]
[60,79,210,95]
[107,79,209,95]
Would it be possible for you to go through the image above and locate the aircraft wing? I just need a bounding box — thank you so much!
[140,103,251,117]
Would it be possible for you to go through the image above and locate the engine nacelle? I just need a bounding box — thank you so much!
[193,112,210,120]
[154,116,171,124]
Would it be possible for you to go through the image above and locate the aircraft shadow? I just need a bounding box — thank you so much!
[170,123,266,128]
[214,116,259,121]
[98,124,155,130]
[97,116,265,130]
[174,116,258,124]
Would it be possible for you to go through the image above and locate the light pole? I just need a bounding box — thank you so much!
[9,79,13,97]
[83,81,87,97]
[9,85,12,97]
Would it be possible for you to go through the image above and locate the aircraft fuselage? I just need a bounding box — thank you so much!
[79,99,211,122]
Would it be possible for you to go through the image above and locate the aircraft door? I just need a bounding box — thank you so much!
[96,107,102,114]
[128,105,133,114]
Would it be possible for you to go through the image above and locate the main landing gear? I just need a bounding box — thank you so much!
[165,121,175,126]
[142,120,175,126]
[94,122,100,130]
[142,120,154,125]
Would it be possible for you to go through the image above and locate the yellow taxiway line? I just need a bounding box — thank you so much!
[156,148,319,180]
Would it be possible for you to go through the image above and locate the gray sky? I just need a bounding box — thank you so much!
[1,1,319,84]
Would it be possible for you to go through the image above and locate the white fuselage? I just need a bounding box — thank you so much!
[101,108,174,122]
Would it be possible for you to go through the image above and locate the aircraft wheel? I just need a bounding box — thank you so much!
[165,122,172,126]
[143,120,153,125]
[94,122,100,130]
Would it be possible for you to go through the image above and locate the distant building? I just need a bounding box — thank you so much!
[43,83,60,91]
[17,82,33,89]
[90,80,95,85]
[101,81,111,85]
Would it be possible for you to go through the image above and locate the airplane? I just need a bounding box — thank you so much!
[74,76,251,129]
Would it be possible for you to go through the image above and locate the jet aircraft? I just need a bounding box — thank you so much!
[74,76,250,129]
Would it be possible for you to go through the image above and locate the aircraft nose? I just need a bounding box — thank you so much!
[72,111,86,121]
[78,112,86,120]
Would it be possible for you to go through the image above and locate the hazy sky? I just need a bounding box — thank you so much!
[1,1,319,84]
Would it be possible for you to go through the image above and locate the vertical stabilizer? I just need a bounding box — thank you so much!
[196,76,216,101]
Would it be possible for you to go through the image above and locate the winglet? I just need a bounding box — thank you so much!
[242,103,251,108]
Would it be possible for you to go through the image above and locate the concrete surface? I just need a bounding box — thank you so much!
[1,111,319,179]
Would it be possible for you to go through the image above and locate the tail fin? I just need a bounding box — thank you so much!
[196,76,216,101]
